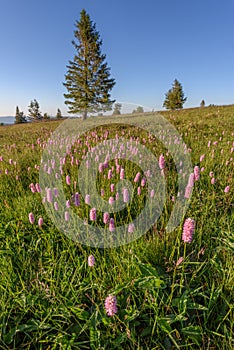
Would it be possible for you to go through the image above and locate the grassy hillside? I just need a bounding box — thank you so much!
[0,105,233,349]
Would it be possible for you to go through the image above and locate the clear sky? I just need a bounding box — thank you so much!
[0,0,234,116]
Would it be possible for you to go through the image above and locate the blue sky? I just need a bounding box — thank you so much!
[0,0,234,116]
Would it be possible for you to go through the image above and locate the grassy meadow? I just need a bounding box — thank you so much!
[0,105,233,349]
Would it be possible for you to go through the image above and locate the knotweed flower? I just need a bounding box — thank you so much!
[211,177,215,184]
[123,188,129,203]
[209,171,214,177]
[103,212,110,224]
[35,183,41,192]
[65,211,70,221]
[29,212,35,224]
[74,192,80,206]
[176,256,184,266]
[194,166,200,181]
[66,175,71,185]
[54,202,59,211]
[46,188,53,203]
[101,189,105,197]
[38,217,43,227]
[110,184,115,192]
[88,255,95,267]
[108,169,113,179]
[137,187,141,195]
[159,154,165,170]
[104,295,118,316]
[90,208,97,221]
[120,168,125,180]
[188,173,195,187]
[200,154,205,162]
[224,185,230,193]
[141,177,146,187]
[109,218,115,232]
[150,189,155,198]
[128,223,135,233]
[184,185,192,199]
[134,172,141,183]
[66,200,70,208]
[109,196,115,205]
[182,218,195,243]
[85,194,91,205]
[29,183,36,193]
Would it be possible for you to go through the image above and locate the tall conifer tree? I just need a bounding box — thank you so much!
[63,9,115,120]
[163,79,187,110]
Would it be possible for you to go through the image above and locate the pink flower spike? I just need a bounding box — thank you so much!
[35,183,41,192]
[109,218,115,232]
[29,212,35,224]
[194,166,200,181]
[141,177,146,187]
[134,172,141,183]
[66,175,71,185]
[120,168,125,180]
[176,256,184,266]
[184,185,192,199]
[54,202,59,211]
[128,223,135,233]
[109,196,115,205]
[88,255,95,267]
[159,154,165,170]
[46,188,53,203]
[182,218,195,243]
[85,194,91,205]
[38,217,43,227]
[200,154,205,162]
[188,173,195,187]
[29,183,36,193]
[103,212,110,224]
[90,208,97,221]
[110,184,115,192]
[104,295,118,316]
[65,211,70,221]
[211,177,215,184]
[123,188,129,203]
[224,186,230,193]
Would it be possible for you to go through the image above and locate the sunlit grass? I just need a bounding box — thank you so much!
[0,105,233,349]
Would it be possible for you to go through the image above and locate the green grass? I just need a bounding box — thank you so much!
[0,105,233,349]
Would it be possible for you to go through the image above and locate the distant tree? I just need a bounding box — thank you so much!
[43,113,50,120]
[200,99,205,108]
[15,106,27,124]
[132,106,144,114]
[112,103,122,115]
[163,79,187,110]
[56,108,62,119]
[28,99,42,121]
[63,9,116,120]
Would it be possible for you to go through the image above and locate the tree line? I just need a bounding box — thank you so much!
[15,101,63,124]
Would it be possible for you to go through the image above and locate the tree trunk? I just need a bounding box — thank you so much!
[83,109,87,120]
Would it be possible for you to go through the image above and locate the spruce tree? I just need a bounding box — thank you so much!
[200,99,205,108]
[28,99,42,120]
[112,103,122,115]
[163,79,187,110]
[63,9,115,120]
[56,108,62,119]
[15,106,27,124]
